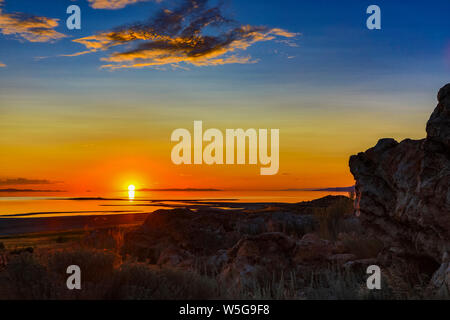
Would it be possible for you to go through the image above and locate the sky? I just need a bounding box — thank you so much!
[0,0,449,194]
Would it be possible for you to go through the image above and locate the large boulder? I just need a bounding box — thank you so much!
[293,233,334,263]
[349,84,450,268]
[218,232,343,291]
[122,208,241,262]
[122,200,326,265]
[219,232,297,290]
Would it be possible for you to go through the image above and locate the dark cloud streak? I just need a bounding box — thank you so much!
[0,178,58,186]
[0,188,65,192]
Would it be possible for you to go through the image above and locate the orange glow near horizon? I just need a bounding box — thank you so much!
[0,94,430,196]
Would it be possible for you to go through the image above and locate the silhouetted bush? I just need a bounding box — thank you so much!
[2,248,218,300]
[3,252,57,299]
[47,248,119,282]
[0,247,437,300]
[313,198,354,240]
[304,265,393,300]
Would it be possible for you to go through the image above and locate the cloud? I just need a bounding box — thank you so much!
[0,61,5,67]
[279,186,355,192]
[0,188,65,193]
[88,0,156,10]
[0,178,57,186]
[68,0,298,69]
[0,0,66,42]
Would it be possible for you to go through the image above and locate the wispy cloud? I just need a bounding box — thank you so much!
[67,0,298,69]
[278,186,355,192]
[0,178,57,186]
[0,61,5,67]
[0,0,66,42]
[88,0,157,10]
[0,188,65,193]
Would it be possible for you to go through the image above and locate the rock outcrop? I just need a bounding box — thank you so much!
[349,84,450,275]
[122,202,323,267]
[219,232,297,289]
[218,232,346,290]
[122,196,355,289]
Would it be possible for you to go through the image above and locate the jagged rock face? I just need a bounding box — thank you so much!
[349,84,450,264]
[219,232,297,290]
[122,203,321,266]
[218,232,340,291]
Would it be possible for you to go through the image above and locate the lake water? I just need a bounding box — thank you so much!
[0,190,348,219]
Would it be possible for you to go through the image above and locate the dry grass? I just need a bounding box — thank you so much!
[303,265,393,300]
[1,247,442,300]
[81,227,128,253]
[112,262,219,299]
[0,248,219,300]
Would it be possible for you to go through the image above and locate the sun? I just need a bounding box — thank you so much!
[128,184,136,200]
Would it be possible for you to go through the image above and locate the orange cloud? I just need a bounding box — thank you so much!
[0,61,5,67]
[88,0,155,10]
[68,0,298,69]
[0,0,65,42]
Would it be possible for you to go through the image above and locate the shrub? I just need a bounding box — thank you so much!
[47,248,119,282]
[237,271,299,300]
[82,227,127,252]
[2,248,219,300]
[313,198,354,240]
[4,252,58,299]
[1,248,436,300]
[111,262,218,299]
[304,266,393,300]
[280,216,317,238]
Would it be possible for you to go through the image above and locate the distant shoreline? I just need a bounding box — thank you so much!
[0,213,148,236]
[0,195,350,236]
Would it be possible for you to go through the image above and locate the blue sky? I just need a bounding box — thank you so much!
[1,0,448,90]
[1,0,448,128]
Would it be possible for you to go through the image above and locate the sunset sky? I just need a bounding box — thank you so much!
[0,0,449,194]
